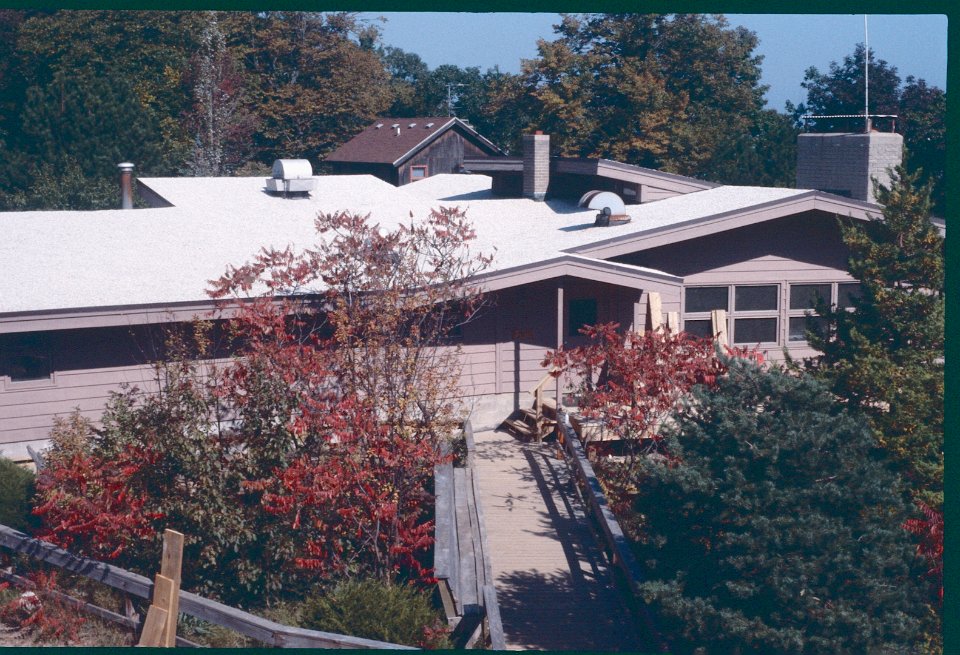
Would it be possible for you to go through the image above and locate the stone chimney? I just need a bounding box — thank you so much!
[118,162,135,209]
[796,131,903,204]
[522,132,550,201]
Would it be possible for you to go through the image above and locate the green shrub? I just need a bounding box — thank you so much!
[0,457,39,532]
[299,579,449,648]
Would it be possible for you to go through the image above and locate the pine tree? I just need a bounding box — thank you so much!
[634,360,927,654]
[809,166,944,507]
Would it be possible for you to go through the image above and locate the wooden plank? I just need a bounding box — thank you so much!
[0,524,154,599]
[137,606,169,647]
[666,311,679,334]
[465,469,485,596]
[711,309,728,346]
[160,530,184,647]
[433,460,457,621]
[647,292,662,331]
[0,525,414,649]
[453,469,479,613]
[160,530,185,582]
[482,585,506,651]
[463,421,476,469]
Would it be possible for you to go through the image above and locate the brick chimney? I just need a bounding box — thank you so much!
[118,162,135,209]
[796,132,903,204]
[522,132,550,201]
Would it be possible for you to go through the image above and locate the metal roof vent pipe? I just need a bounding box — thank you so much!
[118,162,135,209]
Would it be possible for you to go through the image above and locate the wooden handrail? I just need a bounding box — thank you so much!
[555,412,669,653]
[529,368,560,417]
[0,525,415,649]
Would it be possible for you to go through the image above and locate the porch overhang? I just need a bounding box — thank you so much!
[469,254,682,295]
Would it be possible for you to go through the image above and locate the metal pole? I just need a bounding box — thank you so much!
[864,15,870,133]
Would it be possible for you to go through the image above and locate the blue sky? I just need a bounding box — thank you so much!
[358,13,948,112]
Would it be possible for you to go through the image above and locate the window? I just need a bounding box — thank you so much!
[684,285,779,345]
[568,298,597,337]
[731,285,778,344]
[411,165,428,180]
[0,332,52,381]
[683,282,858,347]
[787,282,859,342]
[837,283,861,309]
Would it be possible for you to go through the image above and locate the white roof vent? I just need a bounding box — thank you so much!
[579,190,630,226]
[375,123,384,129]
[425,122,434,128]
[408,122,416,128]
[266,159,315,196]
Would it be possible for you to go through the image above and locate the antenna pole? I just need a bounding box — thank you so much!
[864,15,870,133]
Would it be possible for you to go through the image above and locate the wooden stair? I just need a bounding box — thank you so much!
[501,370,559,442]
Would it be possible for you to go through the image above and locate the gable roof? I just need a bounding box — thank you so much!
[324,117,504,167]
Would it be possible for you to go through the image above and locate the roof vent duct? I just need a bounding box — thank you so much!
[579,190,631,226]
[266,159,316,197]
[118,162,135,209]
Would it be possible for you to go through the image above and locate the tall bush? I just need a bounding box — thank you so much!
[633,359,927,654]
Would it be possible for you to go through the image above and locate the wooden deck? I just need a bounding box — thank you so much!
[472,428,645,651]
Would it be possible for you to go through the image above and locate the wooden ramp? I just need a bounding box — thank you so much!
[472,429,645,651]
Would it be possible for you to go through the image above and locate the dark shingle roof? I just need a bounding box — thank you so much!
[324,117,501,166]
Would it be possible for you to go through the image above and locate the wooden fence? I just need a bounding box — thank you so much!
[0,524,415,649]
[433,420,506,650]
[556,410,669,653]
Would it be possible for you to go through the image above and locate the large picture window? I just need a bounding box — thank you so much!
[682,281,858,347]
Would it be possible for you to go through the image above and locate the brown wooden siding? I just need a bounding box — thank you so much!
[399,129,493,185]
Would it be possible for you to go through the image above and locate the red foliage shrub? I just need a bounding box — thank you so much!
[903,501,943,605]
[32,445,160,562]
[0,571,86,643]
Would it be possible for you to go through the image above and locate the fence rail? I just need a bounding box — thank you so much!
[557,411,668,653]
[0,524,414,649]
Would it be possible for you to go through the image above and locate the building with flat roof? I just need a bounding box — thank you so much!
[3,131,923,462]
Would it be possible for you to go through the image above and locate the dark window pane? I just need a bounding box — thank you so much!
[790,284,831,310]
[568,298,597,336]
[837,283,861,309]
[735,285,778,311]
[685,287,727,313]
[0,332,52,381]
[789,316,828,342]
[734,318,777,344]
[683,319,713,338]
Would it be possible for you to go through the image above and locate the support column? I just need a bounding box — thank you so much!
[556,279,564,406]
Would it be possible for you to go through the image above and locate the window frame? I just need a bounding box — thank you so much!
[682,281,859,347]
[410,164,428,181]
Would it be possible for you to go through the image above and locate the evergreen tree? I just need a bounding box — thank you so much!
[634,359,927,654]
[808,166,944,508]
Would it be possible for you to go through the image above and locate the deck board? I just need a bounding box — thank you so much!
[472,429,645,651]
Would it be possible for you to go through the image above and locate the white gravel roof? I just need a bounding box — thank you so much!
[0,174,809,315]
